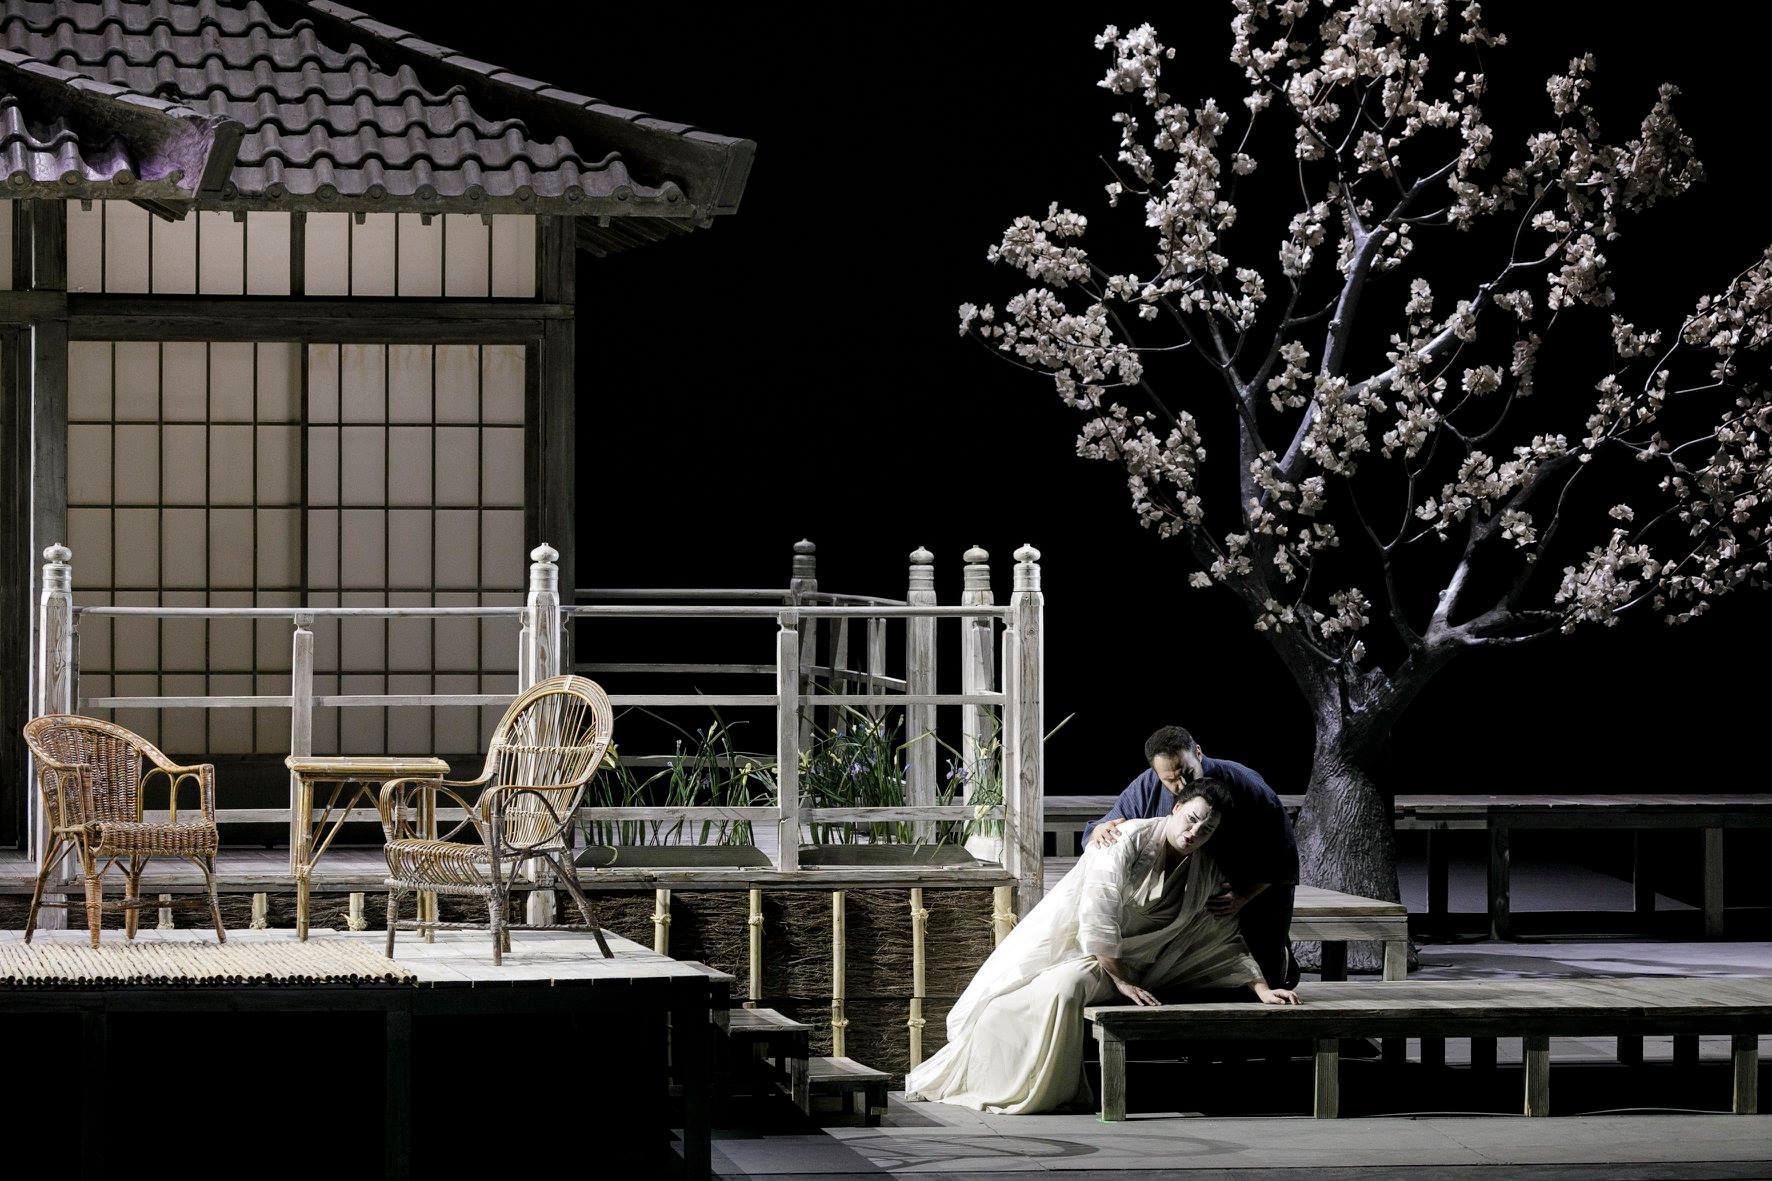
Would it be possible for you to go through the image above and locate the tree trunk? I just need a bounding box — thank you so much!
[1292,725,1401,974]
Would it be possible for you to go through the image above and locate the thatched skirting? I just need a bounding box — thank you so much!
[0,887,998,1080]
[0,938,414,986]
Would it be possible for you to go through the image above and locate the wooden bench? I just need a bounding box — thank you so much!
[1085,976,1772,1121]
[726,1006,812,1113]
[808,1056,891,1126]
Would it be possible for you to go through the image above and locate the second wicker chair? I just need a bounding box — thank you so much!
[380,675,616,964]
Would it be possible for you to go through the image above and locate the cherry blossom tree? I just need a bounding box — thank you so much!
[961,1,1770,935]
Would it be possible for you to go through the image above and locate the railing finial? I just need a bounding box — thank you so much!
[530,541,559,566]
[41,544,72,593]
[791,538,817,582]
[962,546,991,593]
[1013,543,1042,592]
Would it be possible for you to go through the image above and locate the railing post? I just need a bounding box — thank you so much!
[959,546,995,797]
[1008,545,1045,916]
[31,544,75,924]
[776,610,801,871]
[523,543,562,925]
[288,612,314,934]
[789,540,817,749]
[520,542,562,691]
[905,547,937,844]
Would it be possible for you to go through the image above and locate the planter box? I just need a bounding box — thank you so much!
[575,844,772,870]
[797,844,980,868]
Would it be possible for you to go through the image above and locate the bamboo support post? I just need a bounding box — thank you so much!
[905,547,937,844]
[831,890,848,1058]
[790,541,817,750]
[522,544,563,927]
[747,887,764,1007]
[653,888,672,955]
[1004,544,1045,917]
[156,894,174,930]
[250,893,269,930]
[34,545,76,917]
[908,887,929,1068]
[348,892,367,931]
[776,612,802,871]
[992,886,1015,945]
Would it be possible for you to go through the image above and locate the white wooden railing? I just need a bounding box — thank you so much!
[28,539,1047,918]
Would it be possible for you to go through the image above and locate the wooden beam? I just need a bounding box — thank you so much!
[526,217,576,619]
[63,294,564,341]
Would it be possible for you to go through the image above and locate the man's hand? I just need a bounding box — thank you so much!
[1206,882,1247,917]
[1088,818,1125,847]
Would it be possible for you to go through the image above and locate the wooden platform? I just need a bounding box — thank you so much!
[1085,976,1772,1121]
[1,927,729,1180]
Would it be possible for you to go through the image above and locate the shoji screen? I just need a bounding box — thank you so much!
[67,340,528,761]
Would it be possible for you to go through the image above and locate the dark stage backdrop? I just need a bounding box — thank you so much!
[358,2,1771,801]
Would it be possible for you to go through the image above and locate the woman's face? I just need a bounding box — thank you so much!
[1165,795,1219,854]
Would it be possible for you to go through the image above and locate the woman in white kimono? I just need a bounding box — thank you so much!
[905,779,1298,1114]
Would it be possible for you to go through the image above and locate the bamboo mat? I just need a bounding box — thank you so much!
[0,938,414,986]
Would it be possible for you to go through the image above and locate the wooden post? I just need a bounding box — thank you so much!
[1420,1037,1445,1069]
[1470,1036,1497,1071]
[790,540,817,750]
[1632,831,1654,916]
[523,544,562,926]
[1006,544,1044,917]
[1425,828,1449,932]
[831,615,851,734]
[1617,1035,1644,1065]
[250,893,270,930]
[776,611,801,871]
[1523,1034,1550,1116]
[959,546,995,805]
[652,888,672,955]
[1703,827,1725,937]
[865,617,887,724]
[1487,822,1511,940]
[908,887,928,1069]
[1098,1029,1128,1121]
[1733,1034,1759,1115]
[1382,939,1407,981]
[905,547,937,844]
[1674,1034,1699,1066]
[32,543,75,919]
[1313,1038,1340,1118]
[746,887,764,1007]
[831,890,848,1058]
[289,613,315,939]
[1321,941,1347,982]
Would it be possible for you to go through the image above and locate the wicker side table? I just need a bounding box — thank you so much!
[285,756,450,940]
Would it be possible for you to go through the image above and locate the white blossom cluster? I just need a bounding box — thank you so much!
[961,1,1758,668]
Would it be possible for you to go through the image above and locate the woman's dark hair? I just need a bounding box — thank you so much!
[1144,725,1197,764]
[1175,776,1234,816]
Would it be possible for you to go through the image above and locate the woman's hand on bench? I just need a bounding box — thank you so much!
[1100,955,1161,1006]
[1255,982,1300,1006]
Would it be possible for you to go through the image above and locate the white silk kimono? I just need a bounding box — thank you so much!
[905,817,1260,1113]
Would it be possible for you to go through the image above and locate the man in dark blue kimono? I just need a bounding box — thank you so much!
[1082,725,1300,990]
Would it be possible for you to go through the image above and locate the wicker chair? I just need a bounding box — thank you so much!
[380,675,616,964]
[20,714,225,947]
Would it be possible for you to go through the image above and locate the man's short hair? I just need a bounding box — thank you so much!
[1176,776,1234,815]
[1144,725,1197,764]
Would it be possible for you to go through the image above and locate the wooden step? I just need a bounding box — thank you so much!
[808,1055,890,1126]
[728,1007,813,1039]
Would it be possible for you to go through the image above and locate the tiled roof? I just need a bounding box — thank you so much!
[0,0,753,236]
[0,44,238,197]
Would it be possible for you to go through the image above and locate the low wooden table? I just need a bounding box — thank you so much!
[285,756,449,940]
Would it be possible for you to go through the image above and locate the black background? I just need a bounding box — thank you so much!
[359,1,1771,801]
